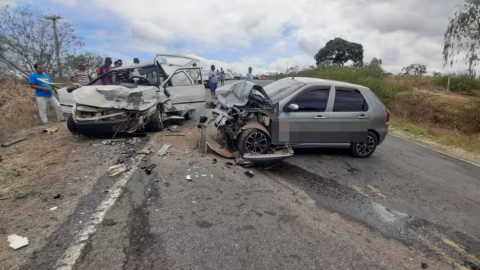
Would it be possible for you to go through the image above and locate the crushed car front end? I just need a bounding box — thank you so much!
[199,81,294,166]
[69,85,160,136]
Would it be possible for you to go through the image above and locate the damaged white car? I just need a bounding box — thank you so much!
[57,54,206,136]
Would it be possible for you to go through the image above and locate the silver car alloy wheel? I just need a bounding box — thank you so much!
[356,135,375,156]
[245,132,268,154]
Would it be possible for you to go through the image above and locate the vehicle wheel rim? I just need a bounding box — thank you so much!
[356,135,375,156]
[245,132,268,154]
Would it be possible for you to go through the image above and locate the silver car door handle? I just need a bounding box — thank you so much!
[314,115,326,119]
[358,115,369,119]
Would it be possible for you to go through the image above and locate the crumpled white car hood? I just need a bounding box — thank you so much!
[73,85,158,111]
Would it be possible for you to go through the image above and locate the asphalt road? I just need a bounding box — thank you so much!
[18,80,480,270]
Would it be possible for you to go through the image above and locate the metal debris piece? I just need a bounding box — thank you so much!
[206,136,233,158]
[8,234,29,250]
[244,171,254,177]
[144,164,157,175]
[128,138,138,145]
[1,137,27,148]
[168,125,182,132]
[165,134,185,136]
[102,140,113,145]
[49,206,58,211]
[137,148,152,155]
[109,164,127,176]
[157,144,172,156]
[43,127,59,134]
[236,158,253,167]
[186,175,193,181]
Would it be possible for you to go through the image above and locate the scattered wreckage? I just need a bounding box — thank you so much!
[198,81,294,167]
[199,77,390,166]
[54,54,205,136]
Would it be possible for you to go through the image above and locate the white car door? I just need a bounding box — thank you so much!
[164,68,205,107]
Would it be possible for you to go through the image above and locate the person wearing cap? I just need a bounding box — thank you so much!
[71,62,92,86]
[97,57,113,85]
[133,58,140,64]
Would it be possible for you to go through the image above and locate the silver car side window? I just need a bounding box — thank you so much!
[290,89,330,112]
[333,89,369,112]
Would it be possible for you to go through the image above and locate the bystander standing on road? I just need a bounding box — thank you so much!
[29,63,65,125]
[209,65,218,99]
[220,68,225,86]
[70,62,92,86]
[189,62,201,84]
[246,67,254,82]
[97,57,113,85]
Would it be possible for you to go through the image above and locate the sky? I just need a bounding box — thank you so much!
[1,0,469,75]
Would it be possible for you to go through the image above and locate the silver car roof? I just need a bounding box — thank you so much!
[292,77,368,89]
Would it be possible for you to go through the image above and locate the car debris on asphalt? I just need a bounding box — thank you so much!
[7,234,29,250]
[158,144,172,156]
[102,140,113,145]
[43,127,59,134]
[53,194,62,199]
[137,148,152,155]
[143,164,157,174]
[49,206,58,211]
[165,133,185,136]
[168,125,182,132]
[186,175,193,181]
[1,137,27,148]
[109,164,127,176]
[212,158,217,164]
[244,171,254,177]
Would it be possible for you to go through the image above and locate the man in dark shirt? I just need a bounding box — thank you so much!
[97,57,113,85]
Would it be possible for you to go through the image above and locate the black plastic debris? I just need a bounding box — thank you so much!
[144,164,157,174]
[212,158,217,164]
[53,194,62,200]
[421,263,428,269]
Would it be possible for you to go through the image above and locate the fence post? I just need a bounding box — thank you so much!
[447,76,451,91]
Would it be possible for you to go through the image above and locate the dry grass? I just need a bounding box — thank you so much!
[0,77,41,142]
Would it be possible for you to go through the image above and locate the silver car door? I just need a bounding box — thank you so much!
[326,86,370,143]
[164,68,205,105]
[275,86,332,144]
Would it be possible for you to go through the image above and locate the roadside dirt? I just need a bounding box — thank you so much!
[0,123,146,270]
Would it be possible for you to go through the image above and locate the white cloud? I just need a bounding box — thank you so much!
[51,0,77,6]
[53,0,471,74]
[0,0,18,6]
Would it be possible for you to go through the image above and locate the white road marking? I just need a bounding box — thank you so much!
[390,134,480,168]
[54,160,141,270]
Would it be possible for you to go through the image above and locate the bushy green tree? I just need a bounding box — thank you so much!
[314,38,364,67]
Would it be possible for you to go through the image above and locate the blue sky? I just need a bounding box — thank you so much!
[3,0,468,75]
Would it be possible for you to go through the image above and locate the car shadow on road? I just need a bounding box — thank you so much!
[291,147,352,157]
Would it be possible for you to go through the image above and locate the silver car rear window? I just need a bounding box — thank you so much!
[264,79,306,103]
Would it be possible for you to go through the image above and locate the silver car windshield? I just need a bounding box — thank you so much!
[264,79,306,103]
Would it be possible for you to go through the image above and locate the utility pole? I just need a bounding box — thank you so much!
[45,15,63,78]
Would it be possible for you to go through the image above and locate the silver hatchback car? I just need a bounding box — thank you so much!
[204,77,390,158]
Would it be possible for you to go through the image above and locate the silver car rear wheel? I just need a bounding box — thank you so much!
[351,132,378,158]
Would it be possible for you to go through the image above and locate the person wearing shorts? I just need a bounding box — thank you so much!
[208,65,218,99]
[220,68,225,86]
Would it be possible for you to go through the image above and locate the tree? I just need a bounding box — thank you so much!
[443,0,480,77]
[286,65,299,74]
[314,38,364,67]
[432,71,443,77]
[369,58,383,67]
[0,5,84,78]
[402,64,427,76]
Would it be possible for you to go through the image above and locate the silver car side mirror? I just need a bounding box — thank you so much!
[287,104,299,111]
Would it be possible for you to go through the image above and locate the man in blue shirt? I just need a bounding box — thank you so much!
[246,67,254,82]
[29,63,64,125]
